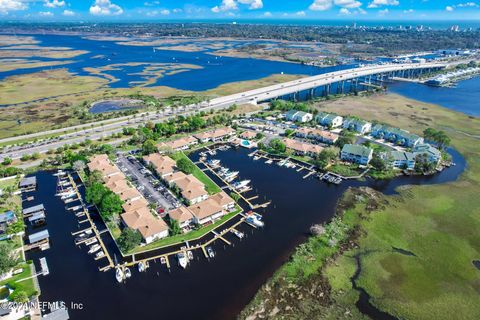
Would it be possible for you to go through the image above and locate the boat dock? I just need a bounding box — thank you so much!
[66,173,114,272]
[122,214,255,271]
[199,158,270,210]
[256,150,345,185]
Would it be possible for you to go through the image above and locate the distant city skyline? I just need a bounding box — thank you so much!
[0,0,479,21]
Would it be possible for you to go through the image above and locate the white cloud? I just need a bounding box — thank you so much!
[44,0,65,8]
[62,9,74,16]
[172,8,182,13]
[444,2,478,12]
[239,0,263,10]
[160,9,169,15]
[144,1,160,6]
[309,0,333,11]
[39,11,53,16]
[368,0,399,8]
[211,0,262,12]
[90,0,123,16]
[339,7,351,14]
[296,10,306,16]
[403,8,414,13]
[335,0,362,9]
[212,0,237,12]
[310,0,362,11]
[263,11,272,16]
[457,2,478,7]
[0,0,28,14]
[378,8,389,15]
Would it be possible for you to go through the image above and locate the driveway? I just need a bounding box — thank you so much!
[116,154,180,211]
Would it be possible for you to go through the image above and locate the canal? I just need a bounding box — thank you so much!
[24,147,465,320]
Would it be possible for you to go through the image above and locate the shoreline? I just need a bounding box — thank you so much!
[239,92,480,320]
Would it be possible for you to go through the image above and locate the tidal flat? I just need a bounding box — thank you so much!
[241,92,480,320]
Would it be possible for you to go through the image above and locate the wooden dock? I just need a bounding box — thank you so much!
[67,174,114,272]
[122,216,250,270]
[199,159,270,210]
[24,239,49,252]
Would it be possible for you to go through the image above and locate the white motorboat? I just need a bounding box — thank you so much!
[60,192,76,200]
[233,180,250,190]
[225,175,237,183]
[265,159,273,164]
[207,159,220,167]
[160,257,167,264]
[277,160,287,167]
[57,180,70,187]
[124,268,132,278]
[231,229,244,239]
[246,212,264,228]
[88,244,101,254]
[187,251,193,260]
[219,167,229,175]
[84,237,97,246]
[55,188,73,196]
[115,268,124,283]
[95,251,105,259]
[53,170,66,177]
[177,252,188,269]
[224,171,239,179]
[206,246,215,258]
[138,262,146,272]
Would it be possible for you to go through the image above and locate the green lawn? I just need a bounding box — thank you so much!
[241,92,480,320]
[129,208,241,254]
[329,163,361,177]
[0,262,38,299]
[170,151,221,194]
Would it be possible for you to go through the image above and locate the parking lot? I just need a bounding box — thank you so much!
[116,154,181,212]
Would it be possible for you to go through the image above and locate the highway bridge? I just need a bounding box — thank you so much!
[0,62,447,162]
[208,62,447,107]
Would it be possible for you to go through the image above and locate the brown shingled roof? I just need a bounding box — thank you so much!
[143,154,176,176]
[168,206,195,224]
[188,198,223,220]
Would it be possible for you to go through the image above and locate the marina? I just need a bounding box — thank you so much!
[19,144,465,320]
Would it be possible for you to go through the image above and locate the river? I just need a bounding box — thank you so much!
[389,76,480,116]
[23,146,464,320]
[0,34,341,91]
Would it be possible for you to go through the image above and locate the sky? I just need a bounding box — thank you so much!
[0,0,479,21]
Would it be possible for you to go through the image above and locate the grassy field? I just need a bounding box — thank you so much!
[170,151,222,194]
[241,92,480,320]
[0,176,22,213]
[0,68,300,139]
[0,262,38,298]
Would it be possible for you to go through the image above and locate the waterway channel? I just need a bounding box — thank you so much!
[23,146,465,320]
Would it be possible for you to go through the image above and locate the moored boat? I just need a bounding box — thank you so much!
[231,229,244,239]
[88,244,101,254]
[206,246,215,258]
[124,267,132,278]
[233,180,250,190]
[177,252,188,269]
[115,268,124,283]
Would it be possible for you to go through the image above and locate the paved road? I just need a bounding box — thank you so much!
[0,62,446,161]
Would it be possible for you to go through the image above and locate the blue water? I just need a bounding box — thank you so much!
[89,101,140,114]
[389,76,480,116]
[0,34,347,91]
[1,34,478,117]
